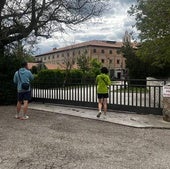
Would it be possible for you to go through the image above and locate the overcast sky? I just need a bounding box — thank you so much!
[35,0,137,55]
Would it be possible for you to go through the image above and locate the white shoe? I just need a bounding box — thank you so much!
[103,113,107,119]
[20,115,29,120]
[15,114,20,119]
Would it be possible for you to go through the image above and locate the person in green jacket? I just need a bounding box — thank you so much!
[96,67,111,118]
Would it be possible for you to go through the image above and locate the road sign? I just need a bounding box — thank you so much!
[163,85,170,97]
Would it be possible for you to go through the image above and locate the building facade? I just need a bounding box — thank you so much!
[35,40,127,79]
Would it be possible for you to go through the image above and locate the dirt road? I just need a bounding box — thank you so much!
[0,106,170,169]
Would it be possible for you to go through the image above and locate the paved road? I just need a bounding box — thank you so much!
[0,106,170,169]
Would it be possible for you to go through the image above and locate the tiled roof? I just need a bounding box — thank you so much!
[45,63,59,70]
[28,62,59,70]
[28,63,38,69]
[35,40,124,57]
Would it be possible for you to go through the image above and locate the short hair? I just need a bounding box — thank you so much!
[101,67,108,74]
[21,61,27,68]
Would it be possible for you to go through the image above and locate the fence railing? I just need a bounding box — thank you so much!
[32,79,167,115]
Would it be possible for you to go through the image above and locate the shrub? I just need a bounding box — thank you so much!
[33,69,65,88]
[0,53,25,105]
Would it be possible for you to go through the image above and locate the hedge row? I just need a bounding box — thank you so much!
[32,69,96,88]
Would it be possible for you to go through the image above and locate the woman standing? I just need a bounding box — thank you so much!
[96,67,111,118]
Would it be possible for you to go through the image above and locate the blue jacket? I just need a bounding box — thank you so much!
[13,68,34,92]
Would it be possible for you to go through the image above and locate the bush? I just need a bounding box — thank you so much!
[33,69,65,88]
[82,71,96,84]
[69,69,83,85]
[0,54,25,105]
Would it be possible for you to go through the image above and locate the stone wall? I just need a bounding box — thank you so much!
[162,97,170,122]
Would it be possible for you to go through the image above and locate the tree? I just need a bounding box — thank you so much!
[77,51,90,73]
[128,0,170,77]
[6,41,35,61]
[63,53,76,86]
[0,0,108,53]
[89,58,102,76]
[120,42,148,79]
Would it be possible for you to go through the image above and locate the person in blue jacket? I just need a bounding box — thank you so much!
[13,61,34,120]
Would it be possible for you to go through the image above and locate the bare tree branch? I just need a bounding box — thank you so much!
[0,0,109,50]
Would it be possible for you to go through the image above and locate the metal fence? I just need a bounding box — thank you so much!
[32,79,167,115]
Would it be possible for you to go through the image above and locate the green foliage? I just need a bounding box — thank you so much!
[0,53,25,105]
[129,0,170,77]
[120,42,148,79]
[77,51,90,73]
[136,39,170,77]
[83,71,96,84]
[0,54,24,80]
[90,58,102,76]
[31,66,38,74]
[77,54,101,83]
[69,69,83,84]
[33,69,65,88]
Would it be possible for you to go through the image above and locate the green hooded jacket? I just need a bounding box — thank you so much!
[96,73,111,94]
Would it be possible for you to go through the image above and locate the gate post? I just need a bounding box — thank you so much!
[162,83,170,122]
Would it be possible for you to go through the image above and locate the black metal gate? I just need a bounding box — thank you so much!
[32,79,166,115]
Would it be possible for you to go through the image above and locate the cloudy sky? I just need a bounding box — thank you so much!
[35,0,137,55]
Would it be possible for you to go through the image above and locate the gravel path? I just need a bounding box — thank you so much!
[0,106,170,169]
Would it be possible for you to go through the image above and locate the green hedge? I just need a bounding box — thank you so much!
[32,69,96,89]
[33,69,65,88]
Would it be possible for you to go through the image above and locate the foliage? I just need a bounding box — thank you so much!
[69,69,83,85]
[89,58,102,76]
[0,0,108,53]
[77,51,90,73]
[77,54,101,83]
[33,69,65,88]
[31,66,38,74]
[32,67,97,89]
[0,53,25,105]
[0,53,25,80]
[120,42,148,79]
[128,0,170,77]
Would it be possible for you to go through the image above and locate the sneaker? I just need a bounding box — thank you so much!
[102,113,107,119]
[97,112,102,118]
[15,114,20,119]
[20,115,29,120]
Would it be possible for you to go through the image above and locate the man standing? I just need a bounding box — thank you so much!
[13,61,34,120]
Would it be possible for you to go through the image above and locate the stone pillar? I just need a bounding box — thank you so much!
[162,84,170,122]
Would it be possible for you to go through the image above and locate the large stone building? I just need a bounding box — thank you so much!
[35,32,132,79]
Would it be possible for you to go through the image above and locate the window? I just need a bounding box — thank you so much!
[109,59,112,63]
[101,49,105,53]
[93,49,96,53]
[48,56,50,60]
[117,59,120,64]
[109,50,112,54]
[101,59,105,63]
[67,52,69,57]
